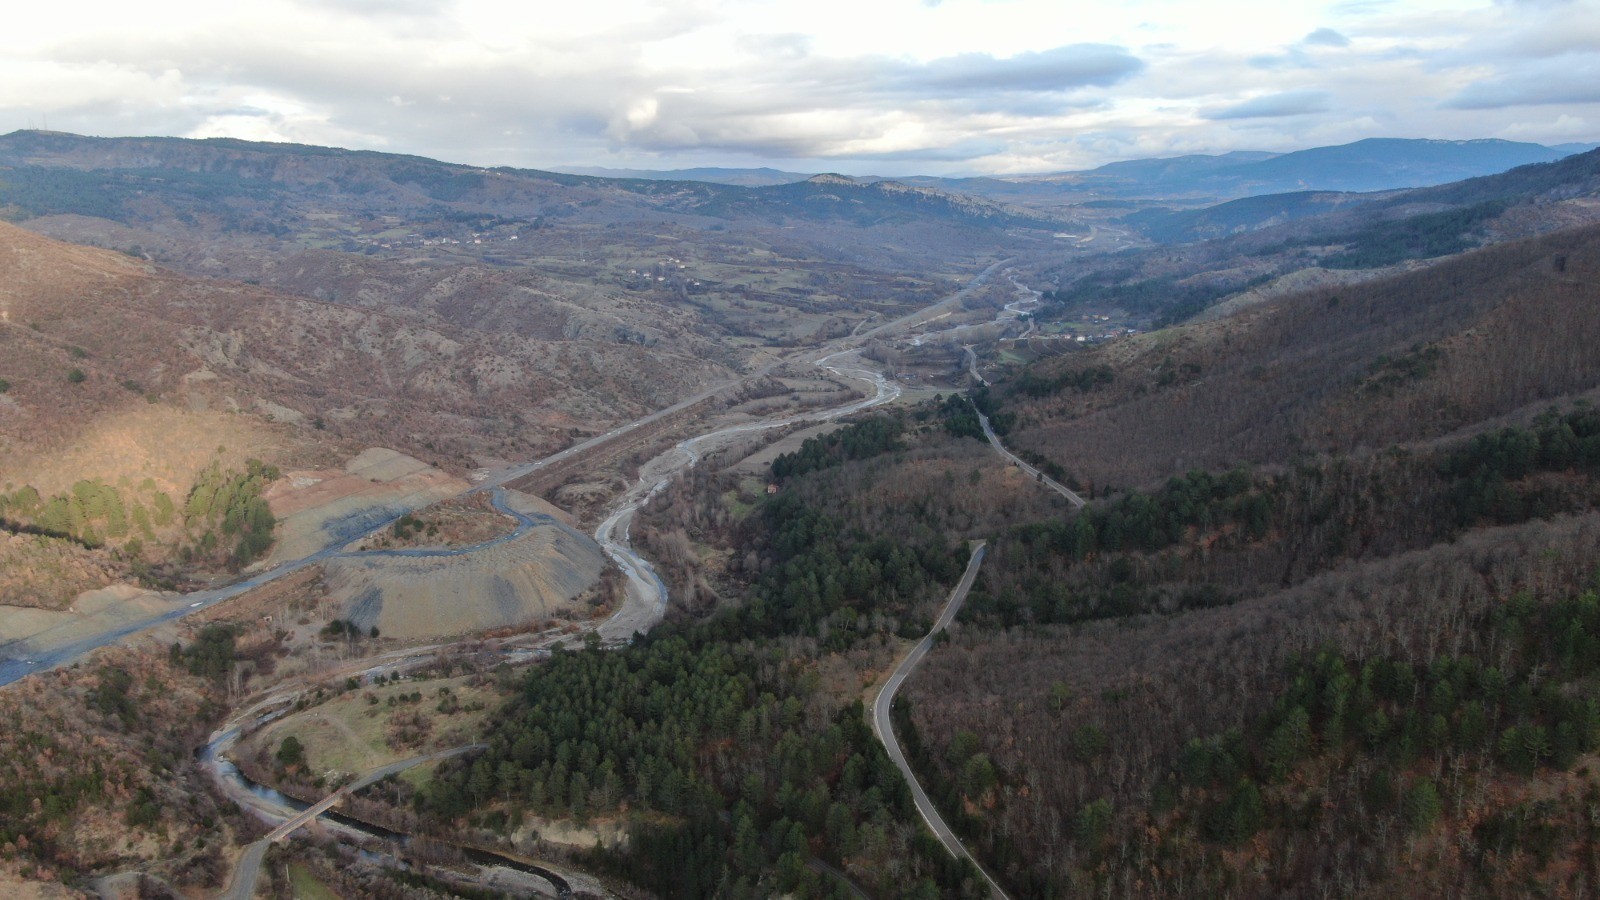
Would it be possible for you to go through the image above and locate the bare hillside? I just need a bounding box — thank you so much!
[0,222,731,474]
[325,490,608,640]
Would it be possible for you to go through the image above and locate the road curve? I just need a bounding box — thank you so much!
[219,838,269,900]
[976,409,1086,508]
[963,345,988,387]
[0,261,1006,689]
[870,541,1011,900]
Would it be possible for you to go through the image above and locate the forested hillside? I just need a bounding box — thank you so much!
[863,219,1600,895]
[911,512,1600,897]
[0,621,284,890]
[425,406,1070,897]
[594,366,1600,895]
[1005,223,1600,491]
[398,197,1600,897]
[7,121,1600,899]
[422,412,1009,897]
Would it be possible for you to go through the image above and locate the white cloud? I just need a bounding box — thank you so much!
[1,0,1596,174]
[1204,90,1335,120]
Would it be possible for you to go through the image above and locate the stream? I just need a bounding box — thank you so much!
[588,267,1048,641]
[201,716,575,897]
[186,264,1044,895]
[592,348,902,642]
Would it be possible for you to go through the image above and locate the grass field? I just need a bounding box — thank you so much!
[286,862,342,899]
[250,673,500,781]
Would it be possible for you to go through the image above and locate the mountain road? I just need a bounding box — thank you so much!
[871,541,1011,900]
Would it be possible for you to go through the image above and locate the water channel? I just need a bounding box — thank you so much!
[202,715,575,897]
[591,348,903,641]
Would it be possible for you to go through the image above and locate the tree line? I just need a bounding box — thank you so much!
[426,630,986,898]
[771,416,904,480]
[419,411,992,897]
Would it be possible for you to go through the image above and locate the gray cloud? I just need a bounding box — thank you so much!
[1303,28,1351,47]
[585,43,1142,161]
[1446,58,1600,109]
[1204,90,1334,120]
[900,44,1144,94]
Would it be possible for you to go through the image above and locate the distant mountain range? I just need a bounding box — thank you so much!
[0,130,1059,243]
[558,138,1600,203]
[1140,138,1582,195]
[553,165,813,187]
[1128,143,1600,244]
[1028,143,1600,331]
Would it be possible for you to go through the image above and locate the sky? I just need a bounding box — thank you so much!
[3,0,1598,176]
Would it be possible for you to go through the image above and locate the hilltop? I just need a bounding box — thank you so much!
[1022,146,1600,326]
[0,222,726,476]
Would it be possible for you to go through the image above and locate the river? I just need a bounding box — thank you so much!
[592,348,903,642]
[192,260,1040,893]
[202,709,576,898]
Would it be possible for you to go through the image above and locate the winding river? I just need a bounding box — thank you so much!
[203,703,577,897]
[592,348,902,642]
[0,261,1022,687]
[10,261,1049,896]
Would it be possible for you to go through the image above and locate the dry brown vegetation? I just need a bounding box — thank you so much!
[0,533,121,610]
[347,490,517,552]
[0,221,731,478]
[909,513,1600,897]
[0,229,327,487]
[0,646,241,891]
[1006,224,1600,492]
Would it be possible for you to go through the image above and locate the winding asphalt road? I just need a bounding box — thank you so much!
[963,345,988,387]
[976,409,1086,508]
[0,261,1012,689]
[220,839,268,900]
[0,489,553,688]
[871,541,1011,900]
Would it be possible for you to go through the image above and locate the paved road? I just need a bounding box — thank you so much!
[963,345,989,387]
[220,838,269,900]
[871,541,1010,900]
[264,743,485,844]
[976,409,1086,508]
[218,743,486,900]
[0,261,1008,689]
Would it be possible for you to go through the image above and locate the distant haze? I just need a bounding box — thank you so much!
[4,0,1599,176]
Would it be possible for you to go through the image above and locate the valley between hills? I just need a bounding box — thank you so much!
[5,132,1600,899]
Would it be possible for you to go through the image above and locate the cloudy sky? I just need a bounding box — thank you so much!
[3,0,1598,175]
